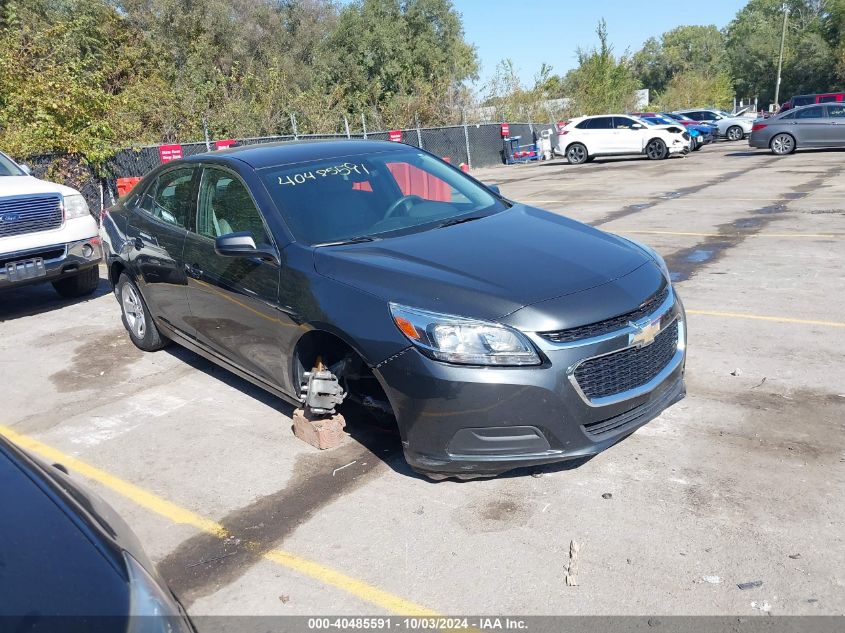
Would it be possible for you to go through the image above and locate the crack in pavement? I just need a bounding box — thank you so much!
[157,424,401,607]
[591,156,782,227]
[663,163,843,283]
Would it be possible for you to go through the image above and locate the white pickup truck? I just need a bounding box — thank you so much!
[0,150,102,297]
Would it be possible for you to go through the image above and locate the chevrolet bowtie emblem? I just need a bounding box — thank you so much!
[629,316,662,347]
[0,212,21,223]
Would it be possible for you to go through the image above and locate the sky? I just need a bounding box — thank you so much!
[456,0,749,90]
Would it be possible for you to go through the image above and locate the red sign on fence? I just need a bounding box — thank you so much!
[215,139,237,150]
[501,123,510,137]
[158,144,183,163]
[388,130,402,142]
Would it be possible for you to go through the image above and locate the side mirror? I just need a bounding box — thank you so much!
[18,163,31,175]
[486,183,501,196]
[215,231,279,264]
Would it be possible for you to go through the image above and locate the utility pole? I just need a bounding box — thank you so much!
[774,4,789,108]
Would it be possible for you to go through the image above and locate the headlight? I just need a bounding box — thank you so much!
[624,238,671,281]
[125,552,192,633]
[63,194,90,219]
[389,303,541,366]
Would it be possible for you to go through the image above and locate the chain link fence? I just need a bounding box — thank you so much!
[21,121,552,214]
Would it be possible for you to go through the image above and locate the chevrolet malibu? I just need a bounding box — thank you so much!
[101,141,686,479]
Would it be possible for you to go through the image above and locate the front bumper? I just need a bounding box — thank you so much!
[0,238,102,290]
[376,291,687,477]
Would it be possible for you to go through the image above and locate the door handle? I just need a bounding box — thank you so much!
[185,263,204,278]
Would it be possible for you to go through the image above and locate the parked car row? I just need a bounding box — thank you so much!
[551,107,754,165]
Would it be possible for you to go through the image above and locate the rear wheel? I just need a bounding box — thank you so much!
[770,133,796,155]
[52,266,100,298]
[726,125,744,141]
[116,273,169,351]
[566,143,589,165]
[645,138,668,160]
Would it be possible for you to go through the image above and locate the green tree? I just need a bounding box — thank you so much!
[657,71,735,110]
[726,0,838,105]
[564,20,641,115]
[633,25,729,95]
[320,0,478,126]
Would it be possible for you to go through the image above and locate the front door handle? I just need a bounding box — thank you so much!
[185,263,204,278]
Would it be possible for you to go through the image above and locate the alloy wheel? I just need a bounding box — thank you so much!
[567,145,587,164]
[771,134,795,155]
[727,126,743,141]
[121,283,146,340]
[646,140,667,160]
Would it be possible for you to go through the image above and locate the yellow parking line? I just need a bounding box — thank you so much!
[686,310,845,328]
[0,425,437,616]
[616,230,839,238]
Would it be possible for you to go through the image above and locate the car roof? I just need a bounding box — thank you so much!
[185,139,408,170]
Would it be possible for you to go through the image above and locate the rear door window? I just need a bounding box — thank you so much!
[138,167,195,228]
[793,96,813,107]
[589,117,614,129]
[818,95,838,103]
[796,106,824,119]
[827,105,845,118]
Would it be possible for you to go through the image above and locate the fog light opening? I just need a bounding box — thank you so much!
[82,244,94,258]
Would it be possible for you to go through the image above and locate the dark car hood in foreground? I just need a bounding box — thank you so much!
[0,441,129,617]
[314,205,651,323]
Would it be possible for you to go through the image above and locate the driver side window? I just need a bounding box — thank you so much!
[197,168,272,246]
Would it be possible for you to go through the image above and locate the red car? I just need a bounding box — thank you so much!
[777,92,845,114]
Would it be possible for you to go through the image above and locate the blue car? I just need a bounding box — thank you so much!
[660,113,717,146]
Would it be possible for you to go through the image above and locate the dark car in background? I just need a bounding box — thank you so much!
[0,434,193,632]
[101,140,687,479]
[749,103,845,154]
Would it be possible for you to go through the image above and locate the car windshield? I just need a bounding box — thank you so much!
[0,152,24,177]
[262,149,506,246]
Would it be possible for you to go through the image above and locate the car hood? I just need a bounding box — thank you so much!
[313,205,650,322]
[0,175,80,198]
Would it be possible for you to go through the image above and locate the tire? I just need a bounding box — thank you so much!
[645,138,668,160]
[116,273,169,351]
[726,125,744,141]
[770,133,796,155]
[51,266,100,298]
[566,143,589,165]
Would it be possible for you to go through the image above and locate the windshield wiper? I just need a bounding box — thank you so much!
[436,215,485,229]
[313,235,379,247]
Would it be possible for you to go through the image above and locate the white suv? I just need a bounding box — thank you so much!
[0,151,102,297]
[554,115,690,164]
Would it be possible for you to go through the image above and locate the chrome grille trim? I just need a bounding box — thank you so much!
[0,194,64,238]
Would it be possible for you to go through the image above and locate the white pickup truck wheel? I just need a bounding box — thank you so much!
[52,266,100,298]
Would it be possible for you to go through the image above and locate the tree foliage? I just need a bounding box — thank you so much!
[563,20,641,115]
[632,25,729,96]
[0,0,478,162]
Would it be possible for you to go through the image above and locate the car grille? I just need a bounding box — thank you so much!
[540,285,669,344]
[573,320,679,400]
[0,195,63,238]
[581,376,682,438]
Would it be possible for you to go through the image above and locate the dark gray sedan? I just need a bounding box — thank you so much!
[101,140,686,479]
[749,103,845,154]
